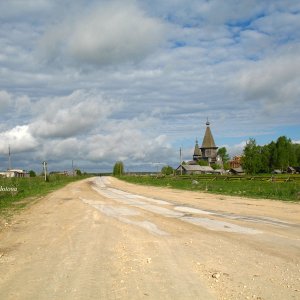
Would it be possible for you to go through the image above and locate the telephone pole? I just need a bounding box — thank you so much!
[42,161,48,181]
[180,147,182,176]
[8,145,11,170]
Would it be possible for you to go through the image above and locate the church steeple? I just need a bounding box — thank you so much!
[200,120,218,164]
[193,138,202,161]
[202,119,216,148]
[190,119,221,166]
[206,117,210,126]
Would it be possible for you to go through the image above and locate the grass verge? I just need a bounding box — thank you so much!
[0,175,91,220]
[118,175,300,202]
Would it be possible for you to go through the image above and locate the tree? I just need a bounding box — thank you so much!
[242,138,261,174]
[161,165,174,175]
[197,160,209,166]
[211,164,222,170]
[273,136,295,170]
[293,143,300,165]
[268,141,277,170]
[217,147,229,163]
[113,161,124,176]
[241,136,299,174]
[259,145,271,173]
[29,170,36,177]
[223,161,230,170]
[76,169,82,176]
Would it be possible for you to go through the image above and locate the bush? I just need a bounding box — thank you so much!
[161,165,174,175]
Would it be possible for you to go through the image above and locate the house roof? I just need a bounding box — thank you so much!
[287,166,295,171]
[178,165,214,172]
[230,167,244,173]
[201,122,216,148]
[7,169,27,173]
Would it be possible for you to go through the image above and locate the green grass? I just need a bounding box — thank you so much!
[119,174,300,202]
[0,175,91,218]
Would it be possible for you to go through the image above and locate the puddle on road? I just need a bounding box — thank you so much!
[175,206,213,215]
[118,217,168,236]
[81,197,139,217]
[95,205,140,217]
[224,214,291,227]
[175,206,291,228]
[180,216,262,234]
[80,197,168,236]
[89,177,269,235]
[91,185,182,218]
[108,188,170,205]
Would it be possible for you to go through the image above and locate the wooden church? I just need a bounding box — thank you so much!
[192,120,221,165]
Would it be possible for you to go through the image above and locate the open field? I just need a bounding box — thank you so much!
[120,174,300,202]
[0,175,91,219]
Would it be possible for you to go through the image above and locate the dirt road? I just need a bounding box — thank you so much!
[0,177,299,300]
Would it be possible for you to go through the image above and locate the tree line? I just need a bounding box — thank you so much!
[242,136,300,174]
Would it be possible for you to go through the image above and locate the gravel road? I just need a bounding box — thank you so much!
[0,176,299,300]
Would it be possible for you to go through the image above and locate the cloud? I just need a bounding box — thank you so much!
[0,0,52,20]
[0,1,299,172]
[0,125,38,154]
[234,46,300,114]
[29,90,121,138]
[85,118,173,164]
[37,137,80,160]
[39,1,166,66]
[226,141,247,157]
[0,90,12,111]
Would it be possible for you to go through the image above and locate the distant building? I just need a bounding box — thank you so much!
[176,120,225,174]
[229,167,245,175]
[272,169,282,174]
[229,156,242,168]
[293,166,300,173]
[192,120,222,166]
[287,166,296,174]
[177,165,214,175]
[192,139,202,161]
[0,169,29,178]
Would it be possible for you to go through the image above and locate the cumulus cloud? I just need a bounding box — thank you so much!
[33,117,174,172]
[87,130,171,163]
[29,90,121,138]
[0,125,38,154]
[235,46,300,114]
[227,141,247,157]
[38,137,80,160]
[39,1,166,66]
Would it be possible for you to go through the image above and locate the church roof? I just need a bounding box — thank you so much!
[193,139,201,156]
[201,121,216,148]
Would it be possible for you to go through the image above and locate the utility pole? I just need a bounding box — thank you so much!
[8,145,11,170]
[180,147,182,176]
[42,161,47,181]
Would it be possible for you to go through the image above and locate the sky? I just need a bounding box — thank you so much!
[0,0,299,173]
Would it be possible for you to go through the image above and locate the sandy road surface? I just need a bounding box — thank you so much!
[0,177,299,300]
